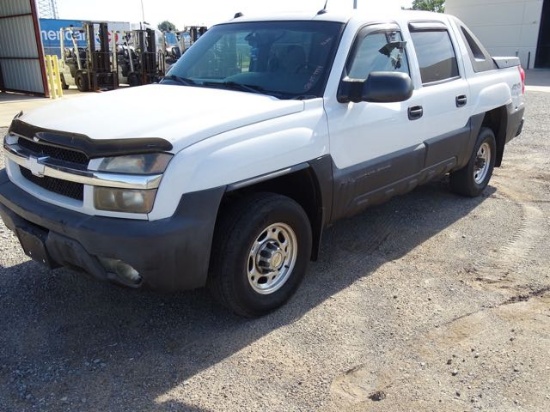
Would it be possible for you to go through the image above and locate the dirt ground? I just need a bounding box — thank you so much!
[0,89,549,412]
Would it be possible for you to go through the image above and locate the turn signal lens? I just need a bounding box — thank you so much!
[94,187,157,213]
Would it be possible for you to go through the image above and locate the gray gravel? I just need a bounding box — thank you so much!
[0,90,549,411]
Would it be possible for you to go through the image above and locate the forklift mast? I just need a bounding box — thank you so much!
[138,29,159,84]
[83,22,118,91]
[177,26,207,55]
[188,26,207,43]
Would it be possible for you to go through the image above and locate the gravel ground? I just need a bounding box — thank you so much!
[0,90,549,412]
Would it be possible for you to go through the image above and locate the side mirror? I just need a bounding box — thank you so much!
[338,72,413,104]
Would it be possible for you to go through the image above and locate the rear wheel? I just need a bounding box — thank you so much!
[208,193,312,317]
[450,127,496,197]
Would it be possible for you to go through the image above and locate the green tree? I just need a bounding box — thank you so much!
[411,0,445,13]
[158,20,177,32]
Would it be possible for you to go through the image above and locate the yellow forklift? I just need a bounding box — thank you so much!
[59,22,119,92]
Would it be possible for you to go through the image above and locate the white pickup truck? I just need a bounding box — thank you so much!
[0,9,525,316]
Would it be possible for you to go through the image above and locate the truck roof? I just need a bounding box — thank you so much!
[216,8,449,26]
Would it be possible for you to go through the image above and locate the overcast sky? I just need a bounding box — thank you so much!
[56,0,413,29]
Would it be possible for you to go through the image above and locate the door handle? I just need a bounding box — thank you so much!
[456,95,467,107]
[408,105,423,120]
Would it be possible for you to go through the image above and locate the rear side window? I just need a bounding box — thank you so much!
[410,29,459,84]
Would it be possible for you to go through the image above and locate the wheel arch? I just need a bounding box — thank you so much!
[480,106,507,167]
[216,157,333,262]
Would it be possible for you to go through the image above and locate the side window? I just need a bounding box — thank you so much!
[347,31,409,80]
[410,29,459,84]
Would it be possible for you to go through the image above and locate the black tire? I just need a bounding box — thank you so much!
[127,72,141,87]
[75,71,89,92]
[450,127,496,197]
[60,74,69,90]
[208,193,312,317]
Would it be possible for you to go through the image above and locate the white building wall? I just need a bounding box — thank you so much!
[446,0,543,69]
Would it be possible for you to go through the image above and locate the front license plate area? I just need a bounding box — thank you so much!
[16,226,58,268]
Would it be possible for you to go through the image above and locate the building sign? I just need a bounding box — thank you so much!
[39,19,131,57]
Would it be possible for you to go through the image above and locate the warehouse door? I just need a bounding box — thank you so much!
[0,0,48,95]
[536,0,550,68]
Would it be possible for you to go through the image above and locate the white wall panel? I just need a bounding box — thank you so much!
[446,0,544,68]
[1,59,44,93]
[0,0,47,95]
[1,0,32,15]
[0,15,39,58]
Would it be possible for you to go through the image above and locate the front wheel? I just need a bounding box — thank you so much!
[450,127,496,197]
[127,72,140,87]
[208,193,312,317]
[75,71,89,92]
[60,73,69,90]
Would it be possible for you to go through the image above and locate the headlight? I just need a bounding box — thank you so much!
[93,152,172,213]
[94,187,157,214]
[97,153,172,174]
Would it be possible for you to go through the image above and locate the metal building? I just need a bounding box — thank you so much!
[446,0,549,69]
[0,0,48,96]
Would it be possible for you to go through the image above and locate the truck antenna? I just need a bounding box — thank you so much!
[318,0,329,15]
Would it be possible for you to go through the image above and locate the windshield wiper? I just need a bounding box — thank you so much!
[161,75,196,86]
[202,81,265,95]
[224,81,265,94]
[292,94,317,100]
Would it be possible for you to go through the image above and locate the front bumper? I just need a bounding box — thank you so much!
[0,170,224,291]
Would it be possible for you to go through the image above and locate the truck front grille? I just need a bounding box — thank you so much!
[15,136,87,201]
[17,137,89,165]
[20,168,84,201]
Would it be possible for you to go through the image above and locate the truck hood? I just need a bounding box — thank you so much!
[20,84,305,151]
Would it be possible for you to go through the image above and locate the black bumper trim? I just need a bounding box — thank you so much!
[515,117,524,137]
[0,170,225,291]
[506,105,525,143]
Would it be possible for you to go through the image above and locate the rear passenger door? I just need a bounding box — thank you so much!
[407,22,472,169]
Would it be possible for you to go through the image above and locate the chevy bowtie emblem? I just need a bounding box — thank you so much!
[28,156,47,177]
[33,136,40,142]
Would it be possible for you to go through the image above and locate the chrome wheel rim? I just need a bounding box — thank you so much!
[474,141,491,184]
[247,223,298,295]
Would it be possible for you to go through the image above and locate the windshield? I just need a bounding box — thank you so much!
[161,20,344,99]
